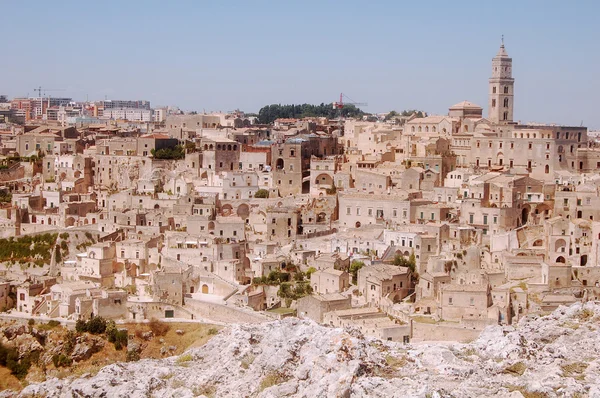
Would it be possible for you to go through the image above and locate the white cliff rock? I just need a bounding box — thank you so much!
[9,302,600,398]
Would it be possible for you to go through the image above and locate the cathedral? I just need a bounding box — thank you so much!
[403,39,597,179]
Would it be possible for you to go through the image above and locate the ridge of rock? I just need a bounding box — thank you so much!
[10,302,600,398]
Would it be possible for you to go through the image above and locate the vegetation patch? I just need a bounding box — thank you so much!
[503,361,527,376]
[385,354,407,369]
[176,353,193,364]
[561,362,588,380]
[240,353,255,369]
[149,318,170,337]
[504,385,547,398]
[259,371,289,392]
[193,384,216,398]
[0,233,57,266]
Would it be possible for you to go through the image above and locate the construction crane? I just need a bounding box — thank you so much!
[332,93,367,135]
[33,86,65,97]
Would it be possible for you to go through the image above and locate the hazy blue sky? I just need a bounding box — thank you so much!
[2,1,599,128]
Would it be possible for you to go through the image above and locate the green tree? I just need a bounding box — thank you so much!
[349,260,365,285]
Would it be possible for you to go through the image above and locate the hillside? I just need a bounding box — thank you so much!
[0,319,221,394]
[9,302,600,398]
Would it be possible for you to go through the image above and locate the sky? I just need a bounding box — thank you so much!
[2,1,599,128]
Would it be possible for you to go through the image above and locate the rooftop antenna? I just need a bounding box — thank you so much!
[501,34,504,46]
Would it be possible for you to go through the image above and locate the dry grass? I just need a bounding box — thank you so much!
[0,367,23,391]
[259,371,289,392]
[385,354,407,369]
[503,362,527,376]
[193,384,216,398]
[240,353,255,369]
[124,322,222,358]
[561,362,588,380]
[504,385,547,398]
[575,308,595,321]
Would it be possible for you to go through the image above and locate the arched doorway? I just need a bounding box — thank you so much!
[556,256,566,264]
[554,239,566,253]
[581,255,588,266]
[276,158,284,170]
[521,207,529,225]
[532,239,543,247]
[355,221,361,228]
[201,284,209,294]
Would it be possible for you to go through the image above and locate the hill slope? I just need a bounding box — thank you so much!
[11,303,600,398]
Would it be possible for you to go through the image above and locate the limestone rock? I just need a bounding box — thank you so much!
[14,302,600,398]
[3,324,26,340]
[71,336,105,362]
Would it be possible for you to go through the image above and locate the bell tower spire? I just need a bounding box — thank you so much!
[488,37,514,124]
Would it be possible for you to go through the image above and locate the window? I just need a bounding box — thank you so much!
[469,214,474,223]
[528,142,532,149]
[493,87,497,94]
[504,86,509,94]
[470,297,475,306]
[483,215,488,225]
[504,98,509,107]
[346,207,351,215]
[448,297,453,305]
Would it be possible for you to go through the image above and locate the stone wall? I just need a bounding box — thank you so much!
[411,322,481,343]
[184,298,267,324]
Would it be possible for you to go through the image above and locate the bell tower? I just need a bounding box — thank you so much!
[488,37,514,124]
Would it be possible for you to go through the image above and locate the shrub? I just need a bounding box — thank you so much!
[149,318,170,337]
[75,319,87,333]
[59,233,69,240]
[64,330,76,354]
[87,316,107,334]
[52,354,72,368]
[208,328,218,336]
[126,349,140,362]
[28,318,35,326]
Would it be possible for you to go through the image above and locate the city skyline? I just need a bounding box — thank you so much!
[2,1,599,128]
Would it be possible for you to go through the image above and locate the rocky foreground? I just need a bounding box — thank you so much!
[8,302,600,398]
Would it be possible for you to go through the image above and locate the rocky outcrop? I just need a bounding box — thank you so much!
[10,302,600,397]
[70,335,105,362]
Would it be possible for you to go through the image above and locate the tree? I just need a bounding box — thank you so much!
[151,145,185,160]
[257,103,367,124]
[349,260,365,285]
[393,253,416,274]
[254,189,269,198]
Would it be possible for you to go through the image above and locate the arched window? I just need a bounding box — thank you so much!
[504,86,509,94]
[217,144,221,150]
[227,144,232,151]
[425,126,429,132]
[432,126,436,132]
[492,99,496,107]
[411,126,415,132]
[504,112,508,121]
[493,87,497,94]
[504,98,509,107]
[545,164,550,174]
[418,126,422,132]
